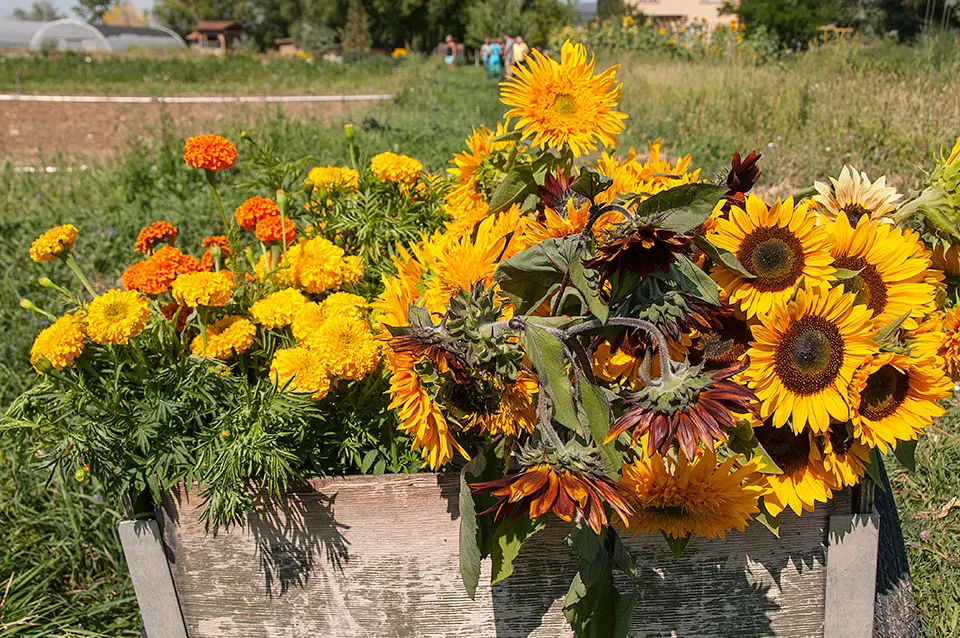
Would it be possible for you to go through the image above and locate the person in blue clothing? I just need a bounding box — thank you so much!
[487,38,503,79]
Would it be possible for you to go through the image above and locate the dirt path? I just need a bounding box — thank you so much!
[0,98,388,166]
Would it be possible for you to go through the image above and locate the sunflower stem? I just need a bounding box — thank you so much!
[62,253,97,298]
[604,317,674,383]
[536,386,567,454]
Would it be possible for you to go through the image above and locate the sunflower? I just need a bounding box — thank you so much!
[829,212,936,330]
[709,195,835,318]
[849,352,951,452]
[30,312,86,372]
[693,307,752,370]
[255,216,297,245]
[183,134,237,172]
[30,224,78,263]
[386,352,462,469]
[84,289,149,345]
[905,311,947,370]
[446,122,514,210]
[171,271,234,308]
[270,347,331,400]
[813,165,902,223]
[235,196,279,231]
[817,422,870,488]
[372,246,427,331]
[753,424,836,517]
[471,464,635,535]
[745,285,876,434]
[632,139,701,197]
[134,221,178,255]
[584,224,693,284]
[371,152,422,187]
[607,362,756,459]
[305,315,380,381]
[934,308,960,379]
[191,316,256,360]
[620,449,765,540]
[467,372,538,437]
[500,40,627,157]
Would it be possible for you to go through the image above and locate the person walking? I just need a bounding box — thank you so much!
[444,35,456,69]
[480,37,491,70]
[512,35,529,68]
[503,33,514,77]
[487,38,503,79]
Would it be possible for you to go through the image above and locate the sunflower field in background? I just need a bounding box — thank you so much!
[7,40,960,635]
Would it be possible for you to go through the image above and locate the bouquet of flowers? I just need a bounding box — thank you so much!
[374,41,960,633]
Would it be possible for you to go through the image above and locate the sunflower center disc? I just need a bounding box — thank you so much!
[834,256,888,315]
[774,315,845,395]
[737,227,806,292]
[754,425,810,473]
[551,93,578,118]
[829,423,855,455]
[859,363,910,420]
[841,203,871,225]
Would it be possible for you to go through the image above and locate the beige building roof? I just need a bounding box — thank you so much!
[627,0,736,27]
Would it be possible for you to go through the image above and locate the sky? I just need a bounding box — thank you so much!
[1,0,155,19]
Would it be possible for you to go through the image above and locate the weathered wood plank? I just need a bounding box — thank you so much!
[158,474,853,638]
[824,514,880,638]
[118,519,188,638]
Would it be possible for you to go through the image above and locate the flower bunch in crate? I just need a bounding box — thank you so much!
[375,41,960,634]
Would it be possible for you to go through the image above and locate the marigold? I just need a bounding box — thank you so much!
[321,292,368,320]
[371,152,423,187]
[250,288,308,330]
[340,255,364,285]
[291,302,325,343]
[30,311,86,372]
[283,237,350,294]
[85,289,149,345]
[234,196,279,231]
[305,166,360,193]
[134,221,178,255]
[122,246,203,295]
[270,347,331,400]
[183,134,237,172]
[30,224,78,263]
[305,315,380,381]
[255,216,297,245]
[191,315,256,359]
[172,271,234,308]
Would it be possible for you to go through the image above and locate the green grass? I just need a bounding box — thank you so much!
[1,39,959,635]
[0,51,430,95]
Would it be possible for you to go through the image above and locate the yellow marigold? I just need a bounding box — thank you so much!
[305,166,360,193]
[134,220,178,255]
[284,237,347,294]
[234,196,279,231]
[270,347,331,400]
[190,315,255,359]
[371,152,422,187]
[85,289,149,345]
[305,315,380,381]
[321,292,368,320]
[291,302,325,343]
[183,134,237,172]
[340,255,364,285]
[250,288,308,330]
[30,311,86,372]
[172,271,234,308]
[30,224,78,263]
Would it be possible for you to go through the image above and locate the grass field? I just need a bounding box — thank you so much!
[1,40,959,636]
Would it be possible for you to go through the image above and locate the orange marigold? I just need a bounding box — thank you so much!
[134,220,178,255]
[190,315,256,359]
[202,235,228,249]
[235,196,279,231]
[255,216,297,245]
[183,134,237,172]
[122,246,203,295]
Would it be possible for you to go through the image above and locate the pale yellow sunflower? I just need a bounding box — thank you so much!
[813,165,902,223]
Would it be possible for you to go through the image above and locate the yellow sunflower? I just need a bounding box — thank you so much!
[829,212,936,330]
[745,284,877,433]
[30,311,86,372]
[500,40,627,157]
[467,372,538,437]
[709,195,835,318]
[817,422,870,488]
[849,352,951,452]
[753,424,836,517]
[932,307,960,380]
[305,315,381,381]
[84,289,149,345]
[446,121,514,212]
[270,347,331,400]
[813,165,902,223]
[619,449,765,540]
[372,246,427,333]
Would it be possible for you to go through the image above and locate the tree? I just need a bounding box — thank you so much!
[721,0,858,49]
[339,0,371,58]
[73,0,114,24]
[12,0,63,20]
[596,0,626,19]
[465,0,574,48]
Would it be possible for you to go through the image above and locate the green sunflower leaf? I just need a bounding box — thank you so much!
[572,167,614,200]
[874,310,913,346]
[569,252,610,323]
[832,267,864,280]
[662,531,691,559]
[614,594,635,638]
[494,237,573,313]
[459,454,487,600]
[727,421,783,475]
[522,322,579,432]
[893,439,918,472]
[490,514,546,584]
[489,130,523,143]
[693,235,755,279]
[574,367,618,468]
[755,498,782,538]
[563,566,621,638]
[863,448,889,494]
[671,253,721,305]
[488,164,537,215]
[631,183,728,233]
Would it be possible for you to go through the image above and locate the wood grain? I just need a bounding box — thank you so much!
[158,474,853,638]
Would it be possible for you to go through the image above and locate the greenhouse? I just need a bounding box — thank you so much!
[0,18,185,52]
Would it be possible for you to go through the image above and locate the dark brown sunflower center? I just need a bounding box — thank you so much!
[829,423,855,455]
[859,364,910,421]
[737,227,806,292]
[774,315,845,395]
[701,318,752,367]
[551,93,578,118]
[841,203,871,225]
[754,425,810,473]
[834,255,887,315]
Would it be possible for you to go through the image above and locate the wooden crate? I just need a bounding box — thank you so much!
[120,473,882,638]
